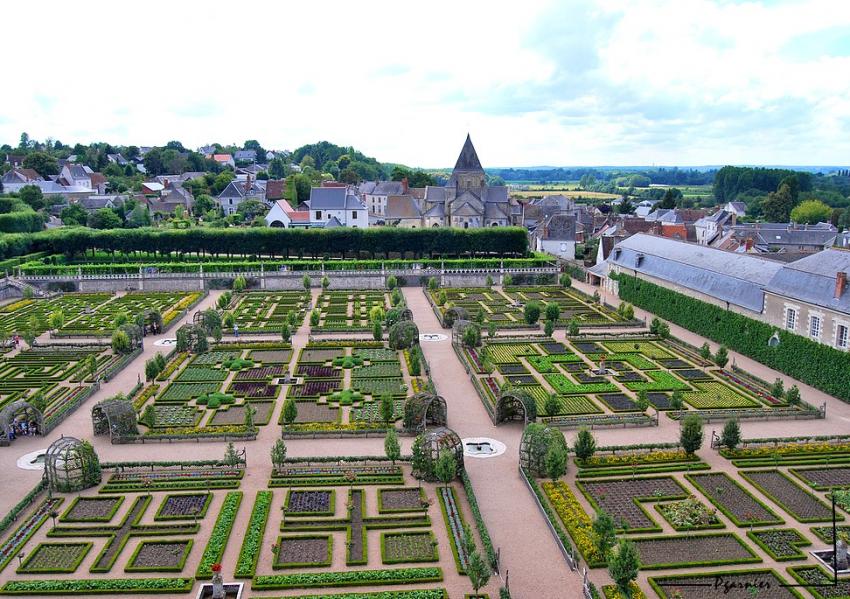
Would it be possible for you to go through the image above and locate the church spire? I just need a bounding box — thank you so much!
[453,133,483,172]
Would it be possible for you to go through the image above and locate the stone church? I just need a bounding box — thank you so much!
[421,135,514,228]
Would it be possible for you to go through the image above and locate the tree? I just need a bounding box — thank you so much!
[233,275,247,292]
[428,277,439,291]
[380,393,395,426]
[544,319,555,337]
[720,419,741,451]
[372,320,382,341]
[523,301,541,324]
[568,319,580,337]
[462,323,481,348]
[608,539,640,596]
[193,194,216,216]
[467,549,491,594]
[658,188,682,209]
[435,449,457,489]
[411,434,430,479]
[141,405,156,428]
[503,274,513,286]
[271,438,287,471]
[223,442,240,466]
[635,390,649,412]
[302,275,311,290]
[111,329,131,353]
[436,290,447,306]
[87,208,123,229]
[592,510,617,558]
[545,302,560,322]
[369,305,385,323]
[48,309,65,333]
[281,324,291,343]
[713,345,729,368]
[545,443,568,480]
[321,276,330,289]
[310,310,320,326]
[19,185,45,211]
[786,385,801,406]
[60,203,87,226]
[680,413,704,455]
[282,399,298,427]
[544,393,560,417]
[145,357,160,382]
[770,378,785,399]
[574,427,596,460]
[559,273,572,288]
[387,275,398,289]
[618,197,635,215]
[384,428,401,465]
[791,199,832,224]
[154,353,166,371]
[699,342,712,361]
[761,183,795,222]
[488,322,497,338]
[243,403,256,430]
[22,152,59,177]
[670,390,684,411]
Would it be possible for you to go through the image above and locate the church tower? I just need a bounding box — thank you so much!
[448,134,486,191]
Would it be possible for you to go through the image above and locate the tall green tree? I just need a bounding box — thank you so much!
[384,428,401,465]
[791,199,832,224]
[680,413,704,455]
[608,539,640,597]
[435,449,457,489]
[761,183,795,222]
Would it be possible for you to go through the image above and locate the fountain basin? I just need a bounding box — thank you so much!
[462,437,506,459]
[17,449,48,471]
[812,549,850,576]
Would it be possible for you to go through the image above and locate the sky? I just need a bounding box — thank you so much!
[4,0,850,167]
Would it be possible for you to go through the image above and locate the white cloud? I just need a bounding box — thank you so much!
[2,0,849,166]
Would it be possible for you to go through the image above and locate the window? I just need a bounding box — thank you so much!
[785,308,797,331]
[810,315,821,338]
[315,211,322,220]
[839,325,849,349]
[352,211,358,219]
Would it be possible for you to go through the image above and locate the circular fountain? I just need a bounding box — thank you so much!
[17,448,48,471]
[462,437,506,459]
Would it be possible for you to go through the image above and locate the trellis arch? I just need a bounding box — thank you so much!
[403,392,448,433]
[118,323,143,349]
[143,309,163,335]
[44,436,102,493]
[0,400,44,439]
[91,399,138,439]
[443,306,468,328]
[452,319,480,347]
[388,321,419,349]
[497,387,537,424]
[519,423,567,477]
[400,307,414,322]
[176,323,208,353]
[422,427,464,480]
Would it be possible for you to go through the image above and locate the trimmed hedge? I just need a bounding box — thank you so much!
[615,273,850,402]
[0,227,529,261]
[0,577,194,594]
[251,566,443,590]
[195,491,243,579]
[460,470,498,571]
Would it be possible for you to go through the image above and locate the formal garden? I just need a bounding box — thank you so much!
[220,290,309,334]
[428,283,632,331]
[0,291,203,338]
[310,290,392,333]
[454,333,823,428]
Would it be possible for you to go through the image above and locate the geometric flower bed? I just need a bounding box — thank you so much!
[311,290,389,332]
[649,569,802,598]
[61,496,124,523]
[227,291,308,333]
[285,490,335,516]
[17,542,92,574]
[378,488,426,513]
[630,533,760,569]
[740,470,835,523]
[273,535,332,568]
[578,476,688,532]
[154,493,212,520]
[685,473,783,527]
[381,531,439,564]
[125,539,193,572]
[746,528,812,561]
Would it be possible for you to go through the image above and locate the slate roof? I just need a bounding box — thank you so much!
[265,180,285,200]
[372,181,405,195]
[540,214,576,241]
[386,195,422,219]
[608,233,782,312]
[423,203,445,218]
[66,164,90,180]
[484,201,510,219]
[1,168,42,183]
[309,187,365,210]
[234,150,257,161]
[765,249,850,314]
[453,134,483,171]
[732,225,838,248]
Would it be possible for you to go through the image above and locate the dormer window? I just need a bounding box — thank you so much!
[635,253,645,267]
[613,248,622,260]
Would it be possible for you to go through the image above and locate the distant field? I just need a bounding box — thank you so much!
[510,189,620,200]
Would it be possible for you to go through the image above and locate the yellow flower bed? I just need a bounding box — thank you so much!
[542,480,605,566]
[162,292,203,325]
[133,384,159,411]
[411,377,426,394]
[581,449,694,468]
[728,441,850,458]
[286,422,385,432]
[1,299,34,313]
[602,583,646,599]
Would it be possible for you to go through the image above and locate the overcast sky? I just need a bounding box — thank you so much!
[4,0,850,167]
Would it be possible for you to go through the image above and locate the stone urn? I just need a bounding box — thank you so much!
[211,563,224,599]
[837,538,849,571]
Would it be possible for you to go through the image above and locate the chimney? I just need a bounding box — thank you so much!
[402,177,409,194]
[163,178,169,189]
[245,173,252,192]
[745,237,753,251]
[836,271,847,299]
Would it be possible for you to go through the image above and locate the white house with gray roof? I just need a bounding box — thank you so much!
[306,187,368,228]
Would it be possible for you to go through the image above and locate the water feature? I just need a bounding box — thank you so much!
[461,437,506,459]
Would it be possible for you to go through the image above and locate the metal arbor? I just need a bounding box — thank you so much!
[403,392,448,433]
[451,319,477,346]
[91,399,139,439]
[443,306,468,328]
[519,423,567,478]
[143,309,163,335]
[44,436,102,493]
[388,321,419,349]
[0,399,44,439]
[496,388,537,424]
[422,426,464,480]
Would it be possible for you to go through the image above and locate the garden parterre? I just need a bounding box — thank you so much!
[311,290,389,332]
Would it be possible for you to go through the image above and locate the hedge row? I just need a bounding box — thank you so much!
[0,227,529,261]
[0,209,43,234]
[615,273,850,402]
[0,577,193,594]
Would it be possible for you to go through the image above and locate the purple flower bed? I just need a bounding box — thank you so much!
[234,366,286,381]
[0,498,63,569]
[297,364,340,378]
[719,371,783,405]
[230,381,279,399]
[292,380,341,397]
